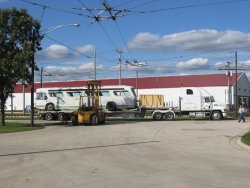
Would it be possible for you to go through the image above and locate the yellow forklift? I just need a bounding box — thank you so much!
[72,80,105,125]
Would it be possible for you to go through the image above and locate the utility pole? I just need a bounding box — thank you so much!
[126,60,148,97]
[94,50,96,81]
[136,70,138,97]
[218,51,243,117]
[31,30,35,127]
[117,49,123,85]
[40,67,43,88]
[235,51,238,117]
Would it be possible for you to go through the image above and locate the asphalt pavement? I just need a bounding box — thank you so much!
[1,119,250,188]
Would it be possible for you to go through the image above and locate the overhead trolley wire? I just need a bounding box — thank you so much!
[19,0,90,17]
[78,0,119,51]
[45,35,92,59]
[127,0,160,10]
[126,0,250,14]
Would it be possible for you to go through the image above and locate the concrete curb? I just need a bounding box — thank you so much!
[237,138,250,150]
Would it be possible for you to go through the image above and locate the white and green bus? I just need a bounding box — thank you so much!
[35,85,137,111]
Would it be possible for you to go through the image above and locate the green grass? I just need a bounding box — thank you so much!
[0,123,43,134]
[5,116,40,120]
[241,131,250,146]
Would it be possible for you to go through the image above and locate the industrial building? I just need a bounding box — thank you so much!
[6,72,250,111]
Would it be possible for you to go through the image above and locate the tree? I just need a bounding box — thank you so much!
[0,8,43,126]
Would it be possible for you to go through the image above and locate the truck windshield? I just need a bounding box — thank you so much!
[204,97,210,103]
[210,96,215,102]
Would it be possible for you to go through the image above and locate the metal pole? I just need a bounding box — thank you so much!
[40,67,43,88]
[118,49,123,85]
[235,51,238,117]
[23,84,25,116]
[227,72,230,109]
[94,50,96,81]
[10,94,13,115]
[136,70,138,97]
[31,31,35,127]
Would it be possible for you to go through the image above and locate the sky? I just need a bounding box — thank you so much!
[1,0,250,82]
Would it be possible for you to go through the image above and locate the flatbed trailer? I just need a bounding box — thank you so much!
[39,107,226,122]
[38,110,74,121]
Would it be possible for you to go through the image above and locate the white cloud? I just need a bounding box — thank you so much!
[213,61,228,69]
[241,60,250,66]
[38,44,95,61]
[44,44,75,59]
[127,30,250,53]
[38,63,105,81]
[77,44,95,53]
[176,58,209,70]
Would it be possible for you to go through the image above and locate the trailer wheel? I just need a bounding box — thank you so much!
[58,113,69,121]
[91,115,99,125]
[106,102,116,111]
[165,112,175,121]
[211,111,222,120]
[45,113,54,121]
[58,113,64,121]
[45,103,55,111]
[153,112,163,120]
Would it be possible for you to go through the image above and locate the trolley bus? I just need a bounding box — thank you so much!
[35,85,137,111]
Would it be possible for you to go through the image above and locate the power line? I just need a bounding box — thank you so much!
[19,0,90,17]
[127,0,250,14]
[45,35,92,59]
[39,6,46,23]
[127,0,160,10]
[114,0,139,8]
[78,0,119,50]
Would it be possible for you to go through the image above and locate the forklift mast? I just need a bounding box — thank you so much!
[86,80,101,110]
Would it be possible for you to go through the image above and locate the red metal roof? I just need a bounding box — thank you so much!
[14,72,243,93]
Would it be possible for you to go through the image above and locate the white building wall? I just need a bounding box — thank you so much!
[5,93,31,111]
[237,74,250,96]
[6,73,250,110]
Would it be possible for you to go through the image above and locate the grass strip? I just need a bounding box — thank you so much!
[241,131,250,146]
[0,123,43,134]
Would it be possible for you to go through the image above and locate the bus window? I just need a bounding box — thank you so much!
[114,90,130,96]
[66,92,73,97]
[66,91,82,97]
[101,91,110,96]
[120,91,130,96]
[81,91,88,97]
[49,92,63,98]
[36,93,47,100]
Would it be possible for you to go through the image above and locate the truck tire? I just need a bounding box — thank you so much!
[211,111,222,120]
[153,112,163,120]
[45,103,55,111]
[45,113,54,121]
[58,113,69,121]
[106,102,116,111]
[165,112,175,121]
[91,115,99,125]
